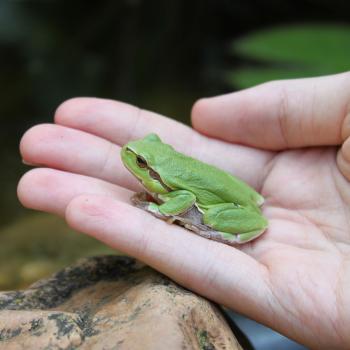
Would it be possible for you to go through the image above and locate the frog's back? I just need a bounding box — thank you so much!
[153,150,263,208]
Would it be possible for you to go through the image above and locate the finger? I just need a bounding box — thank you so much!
[65,193,272,320]
[20,124,140,191]
[17,168,132,216]
[192,72,350,150]
[54,97,195,152]
[21,122,273,191]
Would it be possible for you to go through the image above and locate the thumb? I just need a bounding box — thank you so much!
[192,72,350,150]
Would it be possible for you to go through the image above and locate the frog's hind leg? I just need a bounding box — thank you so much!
[202,203,268,244]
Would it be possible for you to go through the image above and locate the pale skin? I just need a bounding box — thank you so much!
[18,72,350,349]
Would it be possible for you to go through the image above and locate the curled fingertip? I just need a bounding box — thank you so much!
[191,97,227,137]
[17,169,36,208]
[191,98,210,123]
[54,97,96,125]
[20,123,54,160]
[17,168,51,209]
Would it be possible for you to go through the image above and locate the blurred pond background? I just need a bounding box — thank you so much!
[0,0,349,297]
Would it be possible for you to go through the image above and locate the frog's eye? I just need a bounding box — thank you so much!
[136,156,147,168]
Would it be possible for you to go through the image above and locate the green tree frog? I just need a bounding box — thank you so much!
[121,134,268,245]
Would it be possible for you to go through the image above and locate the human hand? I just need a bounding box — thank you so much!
[18,73,350,349]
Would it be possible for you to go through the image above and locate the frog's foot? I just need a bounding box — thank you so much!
[131,192,169,220]
[131,192,204,226]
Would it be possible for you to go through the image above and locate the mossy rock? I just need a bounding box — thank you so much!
[0,255,242,349]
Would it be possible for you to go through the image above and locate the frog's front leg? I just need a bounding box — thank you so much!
[203,203,268,244]
[132,190,196,220]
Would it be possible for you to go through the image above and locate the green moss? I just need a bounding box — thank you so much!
[197,329,215,350]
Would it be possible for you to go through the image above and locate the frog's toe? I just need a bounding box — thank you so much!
[235,228,267,244]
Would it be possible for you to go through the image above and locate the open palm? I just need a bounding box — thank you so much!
[19,74,350,349]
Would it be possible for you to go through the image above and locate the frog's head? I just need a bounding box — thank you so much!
[121,133,172,194]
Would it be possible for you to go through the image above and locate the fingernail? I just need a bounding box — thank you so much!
[22,159,38,166]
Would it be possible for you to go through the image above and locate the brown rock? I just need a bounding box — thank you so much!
[0,256,242,349]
